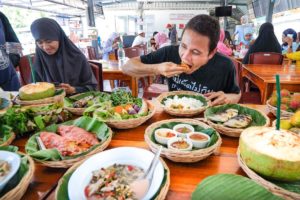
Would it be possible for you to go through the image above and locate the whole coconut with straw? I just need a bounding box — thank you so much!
[239,75,300,182]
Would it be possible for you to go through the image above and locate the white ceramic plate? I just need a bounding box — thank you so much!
[68,147,164,200]
[0,151,21,192]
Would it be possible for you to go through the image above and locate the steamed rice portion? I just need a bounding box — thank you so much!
[164,95,203,110]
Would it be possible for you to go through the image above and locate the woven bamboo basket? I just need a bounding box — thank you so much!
[0,132,15,147]
[237,151,300,200]
[156,91,210,117]
[15,90,66,106]
[35,128,113,168]
[1,152,35,200]
[55,157,170,200]
[105,100,156,129]
[145,118,222,163]
[266,100,294,118]
[205,105,270,137]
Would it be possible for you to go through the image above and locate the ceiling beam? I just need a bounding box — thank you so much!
[44,0,86,10]
[1,3,83,17]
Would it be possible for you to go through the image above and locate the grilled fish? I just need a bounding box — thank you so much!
[73,95,94,108]
[208,108,239,123]
[223,114,252,128]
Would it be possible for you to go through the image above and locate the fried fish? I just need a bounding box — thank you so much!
[208,108,239,123]
[223,114,252,128]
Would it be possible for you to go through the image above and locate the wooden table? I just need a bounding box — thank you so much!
[242,64,300,104]
[89,60,139,97]
[12,104,272,200]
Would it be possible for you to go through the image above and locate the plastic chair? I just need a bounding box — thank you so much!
[124,47,144,58]
[87,46,97,60]
[18,54,35,85]
[88,61,103,91]
[248,52,283,65]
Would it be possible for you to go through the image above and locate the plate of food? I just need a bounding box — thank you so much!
[157,91,210,117]
[0,146,34,200]
[64,91,110,115]
[0,151,21,193]
[238,127,300,199]
[267,89,300,118]
[83,89,156,129]
[145,118,222,163]
[14,82,65,106]
[204,104,270,137]
[0,98,12,115]
[66,147,166,200]
[25,116,112,168]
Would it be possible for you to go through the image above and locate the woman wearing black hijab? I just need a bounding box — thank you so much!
[242,22,281,64]
[30,18,97,94]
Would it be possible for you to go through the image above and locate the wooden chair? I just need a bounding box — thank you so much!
[18,54,35,85]
[88,61,103,91]
[249,52,284,65]
[87,46,97,60]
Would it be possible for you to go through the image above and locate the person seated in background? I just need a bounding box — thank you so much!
[242,22,281,64]
[217,29,232,56]
[0,12,22,68]
[285,34,300,67]
[149,31,158,51]
[154,32,171,49]
[0,12,20,91]
[30,18,97,95]
[224,30,234,48]
[240,31,253,48]
[122,14,241,106]
[234,15,254,46]
[282,28,299,54]
[132,30,147,47]
[102,32,121,60]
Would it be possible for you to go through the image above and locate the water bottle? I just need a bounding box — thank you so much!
[117,42,126,67]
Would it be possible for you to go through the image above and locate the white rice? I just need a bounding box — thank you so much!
[164,95,203,110]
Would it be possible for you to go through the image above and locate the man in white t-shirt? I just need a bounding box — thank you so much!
[132,30,147,47]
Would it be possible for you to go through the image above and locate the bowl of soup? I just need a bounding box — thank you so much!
[187,132,210,149]
[173,124,194,137]
[167,137,193,151]
[154,128,177,145]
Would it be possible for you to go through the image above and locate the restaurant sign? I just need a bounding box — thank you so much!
[169,13,195,20]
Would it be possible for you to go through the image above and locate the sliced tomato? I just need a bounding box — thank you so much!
[84,186,90,197]
[127,165,134,171]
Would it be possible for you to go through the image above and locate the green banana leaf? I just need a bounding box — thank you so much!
[271,180,300,194]
[0,98,10,110]
[56,166,168,200]
[161,94,208,106]
[0,125,14,145]
[25,116,111,161]
[191,174,283,200]
[204,104,267,126]
[0,146,30,198]
[150,122,219,149]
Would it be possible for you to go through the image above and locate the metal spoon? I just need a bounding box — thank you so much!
[130,146,163,200]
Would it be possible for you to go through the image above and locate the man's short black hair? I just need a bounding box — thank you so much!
[183,14,220,53]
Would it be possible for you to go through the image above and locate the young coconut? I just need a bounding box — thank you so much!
[239,126,300,182]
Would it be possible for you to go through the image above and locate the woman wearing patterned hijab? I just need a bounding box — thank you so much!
[0,13,20,91]
[30,18,97,94]
[242,22,281,64]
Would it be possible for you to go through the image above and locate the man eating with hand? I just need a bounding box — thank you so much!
[122,14,241,106]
